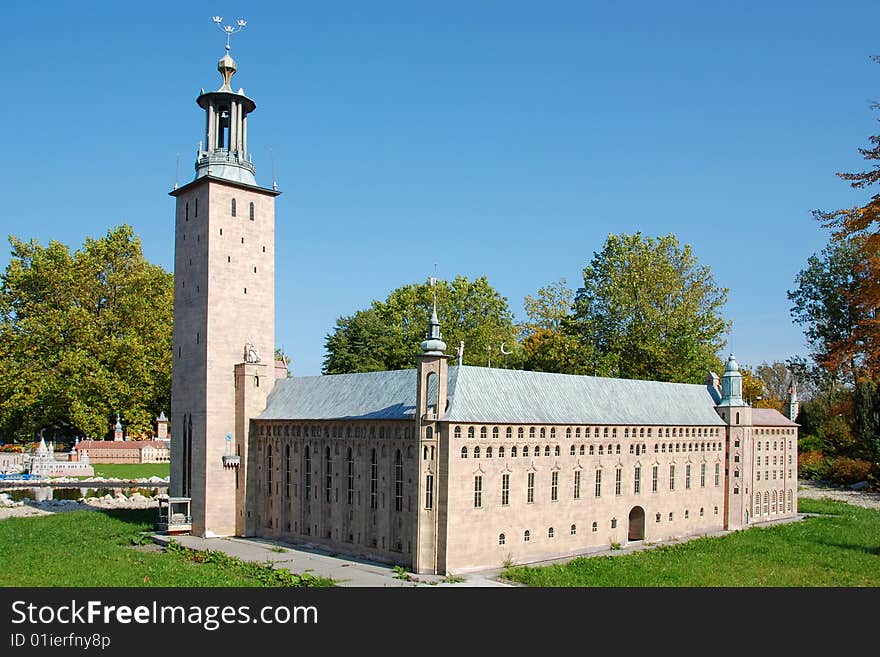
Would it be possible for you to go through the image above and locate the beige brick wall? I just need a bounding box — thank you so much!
[171,178,276,537]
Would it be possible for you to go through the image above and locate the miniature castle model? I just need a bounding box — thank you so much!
[170,33,799,573]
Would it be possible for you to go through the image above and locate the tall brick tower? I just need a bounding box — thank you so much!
[169,27,280,537]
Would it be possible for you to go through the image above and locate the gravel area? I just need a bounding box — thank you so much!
[798,479,880,510]
[0,491,158,521]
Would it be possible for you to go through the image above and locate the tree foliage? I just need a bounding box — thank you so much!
[811,57,880,379]
[323,276,518,373]
[788,239,865,382]
[0,225,172,441]
[568,233,730,383]
[520,279,587,373]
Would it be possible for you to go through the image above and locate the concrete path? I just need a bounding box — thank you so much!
[151,534,511,587]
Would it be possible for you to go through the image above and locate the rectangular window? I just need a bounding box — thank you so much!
[502,473,510,506]
[685,464,691,490]
[325,455,332,502]
[652,465,658,492]
[594,470,602,497]
[700,463,706,488]
[474,476,482,508]
[669,465,675,491]
[615,467,622,496]
[573,470,581,500]
[634,466,641,494]
[527,472,535,504]
[551,471,558,501]
[370,454,378,510]
[715,463,720,486]
[347,453,354,504]
[425,474,434,510]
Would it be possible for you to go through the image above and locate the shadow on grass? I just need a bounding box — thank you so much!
[815,541,880,556]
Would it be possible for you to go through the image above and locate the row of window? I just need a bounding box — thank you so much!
[757,440,792,451]
[755,428,795,436]
[468,463,722,509]
[754,490,793,514]
[756,455,793,466]
[263,444,409,513]
[499,507,722,544]
[756,470,793,481]
[183,198,256,221]
[455,426,721,441]
[260,424,416,440]
[460,441,722,459]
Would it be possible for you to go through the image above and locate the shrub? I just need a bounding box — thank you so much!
[798,450,829,480]
[797,434,823,453]
[826,457,872,486]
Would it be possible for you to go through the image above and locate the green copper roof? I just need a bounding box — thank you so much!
[258,366,725,426]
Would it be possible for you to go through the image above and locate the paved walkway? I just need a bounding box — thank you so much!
[152,513,805,587]
[151,534,510,587]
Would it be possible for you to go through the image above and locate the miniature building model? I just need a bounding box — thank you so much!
[170,37,799,573]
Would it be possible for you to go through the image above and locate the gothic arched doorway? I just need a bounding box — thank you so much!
[628,506,645,541]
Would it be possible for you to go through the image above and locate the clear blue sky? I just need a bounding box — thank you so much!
[3,1,878,376]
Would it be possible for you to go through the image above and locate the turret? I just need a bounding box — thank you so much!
[786,380,799,422]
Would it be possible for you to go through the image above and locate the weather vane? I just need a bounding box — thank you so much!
[212,15,247,53]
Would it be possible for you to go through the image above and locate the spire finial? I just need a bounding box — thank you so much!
[420,274,446,356]
[212,16,247,54]
[212,16,246,90]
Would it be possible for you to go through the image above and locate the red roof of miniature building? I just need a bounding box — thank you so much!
[75,440,170,450]
[751,408,798,427]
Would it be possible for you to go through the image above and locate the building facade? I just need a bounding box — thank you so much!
[170,44,799,574]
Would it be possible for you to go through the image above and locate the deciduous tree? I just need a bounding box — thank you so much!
[569,233,730,383]
[323,276,518,373]
[0,225,172,441]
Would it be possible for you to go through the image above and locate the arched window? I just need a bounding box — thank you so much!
[592,522,598,532]
[486,446,493,459]
[511,446,517,458]
[523,446,529,457]
[529,427,536,440]
[579,445,585,455]
[461,447,468,459]
[518,427,524,439]
[468,427,475,439]
[570,445,576,456]
[506,427,512,439]
[481,427,487,440]
[772,490,777,513]
[570,524,577,535]
[423,446,428,460]
[736,412,740,424]
[499,446,505,458]
[545,445,551,457]
[499,533,506,545]
[474,446,481,459]
[763,492,769,514]
[524,530,530,542]
[231,198,237,216]
[540,428,546,439]
[548,527,555,538]
[755,492,761,515]
[566,428,572,439]
[249,201,255,221]
[454,426,461,439]
[493,427,499,440]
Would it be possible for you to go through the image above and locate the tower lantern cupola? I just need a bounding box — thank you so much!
[194,23,258,186]
[718,353,744,406]
[420,298,447,356]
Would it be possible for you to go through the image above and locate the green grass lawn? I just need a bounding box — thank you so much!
[0,509,332,587]
[88,463,170,480]
[502,498,880,586]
